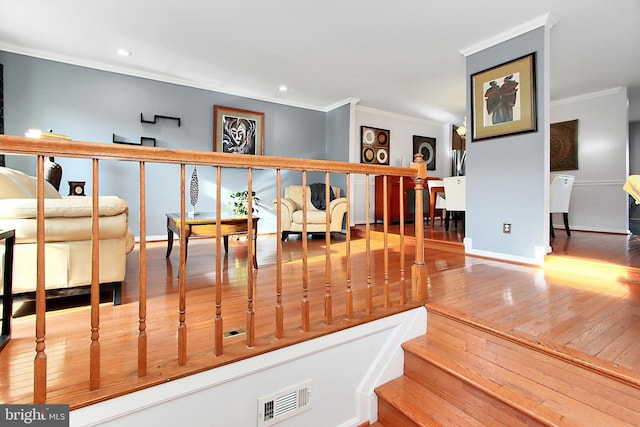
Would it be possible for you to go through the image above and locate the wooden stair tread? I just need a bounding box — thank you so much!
[375,375,482,426]
[397,311,640,426]
[424,301,640,389]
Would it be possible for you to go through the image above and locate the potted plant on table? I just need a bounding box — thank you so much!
[228,190,260,216]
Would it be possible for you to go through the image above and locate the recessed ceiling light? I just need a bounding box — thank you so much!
[278,85,288,92]
[117,49,132,57]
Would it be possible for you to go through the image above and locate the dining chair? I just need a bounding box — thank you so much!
[443,176,466,231]
[549,174,575,238]
[427,179,445,227]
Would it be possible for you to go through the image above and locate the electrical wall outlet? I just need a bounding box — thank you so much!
[503,223,512,234]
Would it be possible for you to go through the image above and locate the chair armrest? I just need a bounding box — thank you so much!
[273,197,297,217]
[273,197,297,231]
[281,197,298,214]
[329,197,348,232]
[329,197,347,212]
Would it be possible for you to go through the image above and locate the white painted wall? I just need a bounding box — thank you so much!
[629,121,640,225]
[629,87,640,122]
[350,106,449,225]
[550,87,629,233]
[70,308,426,427]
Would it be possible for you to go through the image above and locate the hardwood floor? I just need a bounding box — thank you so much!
[360,221,640,383]
[548,228,640,268]
[2,223,640,411]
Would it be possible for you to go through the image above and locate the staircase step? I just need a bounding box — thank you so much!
[375,308,640,426]
[375,375,482,426]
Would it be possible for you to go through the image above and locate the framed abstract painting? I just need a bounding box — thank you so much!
[550,119,578,171]
[413,135,436,170]
[360,126,390,165]
[213,105,265,155]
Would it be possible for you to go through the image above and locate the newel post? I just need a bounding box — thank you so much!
[411,153,428,301]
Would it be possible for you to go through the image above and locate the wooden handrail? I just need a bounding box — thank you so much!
[0,136,412,176]
[0,134,428,405]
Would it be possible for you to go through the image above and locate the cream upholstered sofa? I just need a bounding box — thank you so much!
[274,184,347,241]
[0,166,134,304]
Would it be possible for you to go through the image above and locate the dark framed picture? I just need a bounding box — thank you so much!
[550,119,578,171]
[413,136,436,170]
[471,52,537,142]
[213,105,265,155]
[360,126,390,165]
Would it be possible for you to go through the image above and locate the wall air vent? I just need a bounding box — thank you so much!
[257,380,312,426]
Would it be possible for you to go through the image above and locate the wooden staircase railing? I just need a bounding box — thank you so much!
[0,134,429,405]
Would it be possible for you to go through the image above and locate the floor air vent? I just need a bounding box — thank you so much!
[258,380,312,426]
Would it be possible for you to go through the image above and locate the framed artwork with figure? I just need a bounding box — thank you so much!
[214,105,265,155]
[471,52,537,142]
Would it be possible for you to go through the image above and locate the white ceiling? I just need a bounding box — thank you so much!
[1,0,639,123]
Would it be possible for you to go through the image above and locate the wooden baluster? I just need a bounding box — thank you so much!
[138,161,147,377]
[345,173,353,319]
[301,171,310,331]
[178,164,187,365]
[383,175,390,308]
[411,154,428,301]
[34,155,47,403]
[324,172,332,325]
[215,166,223,356]
[399,174,406,305]
[275,169,284,338]
[246,168,255,347]
[90,158,101,390]
[365,174,372,314]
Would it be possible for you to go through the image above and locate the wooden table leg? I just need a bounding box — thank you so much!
[166,218,174,258]
[252,235,258,269]
[429,188,436,228]
[253,220,258,269]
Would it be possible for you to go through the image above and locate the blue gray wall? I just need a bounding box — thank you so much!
[324,102,351,191]
[0,51,350,237]
[465,27,548,263]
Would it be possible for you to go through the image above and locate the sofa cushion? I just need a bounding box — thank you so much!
[1,214,130,243]
[292,210,331,224]
[0,166,62,199]
[0,196,128,219]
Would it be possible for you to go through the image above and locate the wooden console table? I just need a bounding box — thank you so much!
[375,175,440,223]
[166,213,259,268]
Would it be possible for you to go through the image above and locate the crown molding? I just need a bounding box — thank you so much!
[459,13,558,57]
[0,42,333,113]
[356,105,446,127]
[551,87,624,106]
[325,97,360,112]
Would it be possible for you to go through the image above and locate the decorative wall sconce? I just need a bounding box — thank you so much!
[456,117,467,139]
[453,117,467,176]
